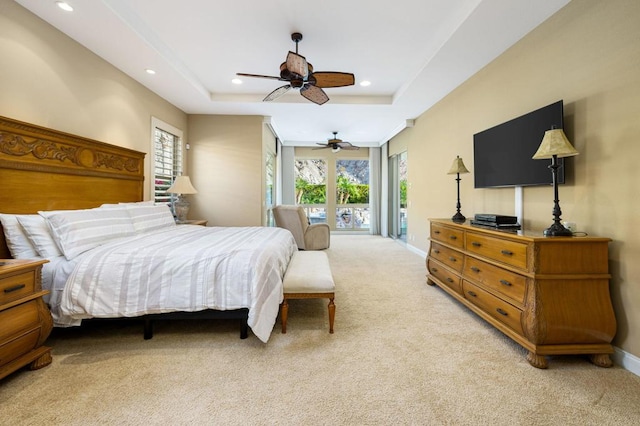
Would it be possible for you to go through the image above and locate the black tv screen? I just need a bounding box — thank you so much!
[473,100,564,188]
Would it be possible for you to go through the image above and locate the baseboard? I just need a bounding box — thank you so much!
[405,242,427,258]
[613,347,640,376]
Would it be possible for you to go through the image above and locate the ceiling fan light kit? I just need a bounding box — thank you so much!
[237,32,355,105]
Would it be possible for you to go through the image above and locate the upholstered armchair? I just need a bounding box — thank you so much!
[273,205,330,250]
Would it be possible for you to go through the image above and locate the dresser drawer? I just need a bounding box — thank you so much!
[430,242,463,272]
[0,328,40,367]
[431,223,464,249]
[428,259,462,295]
[464,257,527,307]
[462,280,524,335]
[0,300,40,342]
[465,232,528,270]
[0,271,36,305]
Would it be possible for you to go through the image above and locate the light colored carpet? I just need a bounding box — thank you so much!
[1,235,639,425]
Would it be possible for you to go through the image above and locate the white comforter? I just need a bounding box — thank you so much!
[59,226,297,342]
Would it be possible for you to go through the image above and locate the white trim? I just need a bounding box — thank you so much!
[150,117,185,206]
[612,347,640,376]
[405,241,427,258]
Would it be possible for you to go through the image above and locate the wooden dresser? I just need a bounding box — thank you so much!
[0,259,53,380]
[426,219,616,369]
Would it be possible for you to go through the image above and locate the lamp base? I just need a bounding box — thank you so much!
[174,195,190,223]
[451,212,466,224]
[543,222,573,237]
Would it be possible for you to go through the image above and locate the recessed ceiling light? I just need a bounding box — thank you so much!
[231,78,242,85]
[360,80,371,87]
[56,2,74,12]
[145,69,156,75]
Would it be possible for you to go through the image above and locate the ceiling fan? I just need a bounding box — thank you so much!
[314,132,360,153]
[236,32,355,105]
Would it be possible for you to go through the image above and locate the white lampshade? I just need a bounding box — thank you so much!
[532,129,579,159]
[167,176,197,194]
[447,156,469,174]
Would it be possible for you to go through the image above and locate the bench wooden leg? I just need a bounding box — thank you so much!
[328,297,335,334]
[281,298,289,334]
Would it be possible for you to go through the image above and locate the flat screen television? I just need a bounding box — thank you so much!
[473,100,564,188]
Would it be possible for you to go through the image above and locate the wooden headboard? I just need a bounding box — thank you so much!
[0,116,146,258]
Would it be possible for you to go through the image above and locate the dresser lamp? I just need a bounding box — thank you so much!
[447,155,470,223]
[532,128,579,236]
[167,176,198,223]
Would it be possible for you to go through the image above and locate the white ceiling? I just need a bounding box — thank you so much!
[15,0,570,147]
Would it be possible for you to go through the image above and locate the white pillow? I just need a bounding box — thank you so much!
[0,214,40,259]
[39,208,136,260]
[16,215,63,258]
[126,205,176,234]
[100,200,155,209]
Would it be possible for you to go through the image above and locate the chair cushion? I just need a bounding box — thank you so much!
[283,251,335,293]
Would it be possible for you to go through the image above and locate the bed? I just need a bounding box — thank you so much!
[0,115,297,342]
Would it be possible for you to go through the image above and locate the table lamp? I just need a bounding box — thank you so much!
[532,128,578,236]
[447,155,469,223]
[167,175,198,223]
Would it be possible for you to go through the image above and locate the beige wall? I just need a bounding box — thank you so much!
[399,0,640,356]
[188,115,264,226]
[0,1,187,200]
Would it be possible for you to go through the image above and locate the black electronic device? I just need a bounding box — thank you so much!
[474,214,518,225]
[473,100,566,188]
[470,220,521,230]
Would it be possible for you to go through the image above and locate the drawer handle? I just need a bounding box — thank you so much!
[470,266,480,273]
[433,249,440,254]
[449,256,456,262]
[449,235,457,240]
[501,250,513,256]
[434,230,441,234]
[499,279,512,287]
[467,291,477,298]
[432,267,438,272]
[4,283,26,293]
[446,277,454,283]
[471,242,481,247]
[496,308,509,317]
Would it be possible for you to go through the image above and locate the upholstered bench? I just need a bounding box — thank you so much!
[281,251,335,334]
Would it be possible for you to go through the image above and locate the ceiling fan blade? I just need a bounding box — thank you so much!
[339,145,360,151]
[338,141,360,150]
[263,84,291,102]
[236,73,283,81]
[286,51,308,78]
[311,72,355,88]
[312,146,330,150]
[300,85,329,105]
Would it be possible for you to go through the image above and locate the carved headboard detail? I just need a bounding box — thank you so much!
[0,115,146,258]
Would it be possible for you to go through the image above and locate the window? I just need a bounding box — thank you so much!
[295,159,327,224]
[151,118,184,207]
[336,159,369,229]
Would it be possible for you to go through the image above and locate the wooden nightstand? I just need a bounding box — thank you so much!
[178,219,208,226]
[0,259,53,380]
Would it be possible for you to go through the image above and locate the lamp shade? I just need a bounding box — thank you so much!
[532,129,579,160]
[447,156,469,174]
[167,176,198,194]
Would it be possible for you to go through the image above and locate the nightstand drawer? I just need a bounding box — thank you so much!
[0,328,40,368]
[430,242,463,272]
[0,300,40,341]
[465,232,528,270]
[463,280,523,335]
[0,271,35,305]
